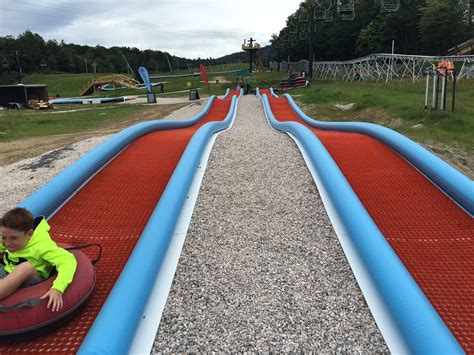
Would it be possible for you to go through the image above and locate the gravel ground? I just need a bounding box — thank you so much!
[0,102,205,216]
[152,95,388,352]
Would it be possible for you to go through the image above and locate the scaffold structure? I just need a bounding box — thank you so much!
[271,54,474,82]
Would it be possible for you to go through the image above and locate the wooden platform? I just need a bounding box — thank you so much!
[447,38,474,56]
[80,75,140,96]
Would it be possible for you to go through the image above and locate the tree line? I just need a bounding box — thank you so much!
[270,0,472,63]
[0,30,239,84]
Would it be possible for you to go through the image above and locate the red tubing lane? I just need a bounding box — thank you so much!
[264,93,473,352]
[0,92,239,353]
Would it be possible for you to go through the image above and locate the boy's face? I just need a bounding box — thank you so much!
[0,227,33,253]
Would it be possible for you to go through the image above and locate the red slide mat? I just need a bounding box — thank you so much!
[266,94,473,352]
[0,93,238,353]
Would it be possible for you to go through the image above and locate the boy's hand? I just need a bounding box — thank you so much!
[40,288,63,312]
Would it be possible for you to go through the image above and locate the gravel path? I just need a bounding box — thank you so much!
[152,95,388,352]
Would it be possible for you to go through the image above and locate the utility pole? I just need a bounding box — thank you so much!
[15,51,22,84]
[245,37,255,72]
[272,39,282,72]
[85,58,88,73]
[165,54,173,72]
[119,50,134,74]
[93,60,97,74]
[468,1,472,29]
[276,46,281,71]
[301,3,316,78]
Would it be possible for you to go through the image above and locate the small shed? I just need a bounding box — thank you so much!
[0,84,49,108]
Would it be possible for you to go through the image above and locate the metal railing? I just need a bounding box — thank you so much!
[270,54,474,82]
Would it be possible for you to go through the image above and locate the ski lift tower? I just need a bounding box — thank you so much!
[300,3,317,78]
[242,38,264,72]
[300,1,332,78]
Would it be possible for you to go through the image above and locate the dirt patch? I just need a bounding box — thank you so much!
[0,103,188,166]
[421,141,473,179]
[17,146,75,172]
[298,103,387,124]
[213,76,231,83]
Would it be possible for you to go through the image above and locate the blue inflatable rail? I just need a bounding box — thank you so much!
[21,97,216,217]
[261,93,464,354]
[19,91,238,354]
[284,94,473,215]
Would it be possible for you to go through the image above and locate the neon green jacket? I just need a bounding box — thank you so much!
[0,217,77,293]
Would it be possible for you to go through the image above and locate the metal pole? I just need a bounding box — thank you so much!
[424,71,430,111]
[119,51,134,74]
[452,69,456,112]
[249,50,253,72]
[441,71,447,111]
[277,47,280,72]
[165,54,173,72]
[15,51,22,84]
[432,70,438,111]
[308,6,315,78]
[390,40,395,81]
[248,37,254,72]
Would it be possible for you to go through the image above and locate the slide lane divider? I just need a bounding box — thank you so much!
[78,95,238,354]
[129,92,240,353]
[261,93,463,354]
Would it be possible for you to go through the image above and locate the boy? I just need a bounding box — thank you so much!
[0,207,77,312]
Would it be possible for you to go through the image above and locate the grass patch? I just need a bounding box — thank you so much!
[290,79,474,154]
[24,73,105,98]
[0,103,186,141]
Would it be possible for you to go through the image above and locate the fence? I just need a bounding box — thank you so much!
[270,54,474,82]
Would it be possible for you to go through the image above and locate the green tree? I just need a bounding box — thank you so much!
[418,0,471,54]
[355,18,386,55]
[56,47,76,72]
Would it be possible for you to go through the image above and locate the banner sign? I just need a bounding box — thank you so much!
[199,64,210,95]
[138,66,153,94]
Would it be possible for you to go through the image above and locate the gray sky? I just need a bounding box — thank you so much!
[0,0,302,59]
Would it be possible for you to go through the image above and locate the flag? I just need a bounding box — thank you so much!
[200,64,211,95]
[138,67,153,94]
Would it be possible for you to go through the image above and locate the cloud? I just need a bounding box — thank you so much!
[0,0,301,58]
